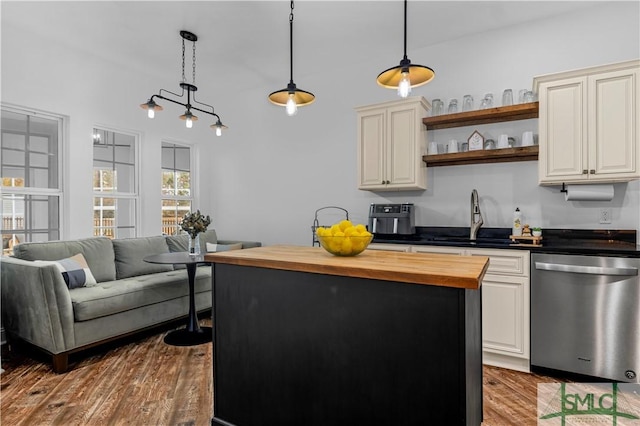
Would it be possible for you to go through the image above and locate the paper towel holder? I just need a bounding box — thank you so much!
[560,183,568,193]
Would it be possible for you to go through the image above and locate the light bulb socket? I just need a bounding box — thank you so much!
[268,83,315,107]
[179,110,198,122]
[210,119,228,131]
[140,99,163,112]
[376,62,435,89]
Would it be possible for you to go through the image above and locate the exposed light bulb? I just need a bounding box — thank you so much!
[398,71,411,98]
[286,93,298,116]
[215,126,222,137]
[148,108,155,119]
[186,116,193,128]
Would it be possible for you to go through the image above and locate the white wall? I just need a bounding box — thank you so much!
[2,2,639,245]
[207,1,640,245]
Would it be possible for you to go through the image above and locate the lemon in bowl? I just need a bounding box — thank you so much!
[316,221,373,256]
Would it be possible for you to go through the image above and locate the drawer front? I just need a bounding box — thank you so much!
[367,243,412,252]
[466,248,530,276]
[410,246,465,256]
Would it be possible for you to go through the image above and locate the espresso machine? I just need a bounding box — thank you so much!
[368,203,416,235]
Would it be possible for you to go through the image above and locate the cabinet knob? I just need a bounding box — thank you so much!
[381,180,385,184]
[386,180,391,184]
[582,169,588,174]
[590,169,595,174]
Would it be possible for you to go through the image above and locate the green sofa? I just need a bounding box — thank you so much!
[0,230,261,373]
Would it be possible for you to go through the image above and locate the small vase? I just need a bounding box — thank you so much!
[188,234,201,256]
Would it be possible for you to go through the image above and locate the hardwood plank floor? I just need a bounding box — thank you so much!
[1,319,566,425]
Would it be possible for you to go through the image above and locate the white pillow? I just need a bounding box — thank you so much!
[206,242,243,253]
[35,253,97,289]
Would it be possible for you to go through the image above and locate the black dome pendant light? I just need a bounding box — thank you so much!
[268,1,315,116]
[377,0,435,97]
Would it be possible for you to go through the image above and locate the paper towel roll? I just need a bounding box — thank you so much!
[564,184,614,201]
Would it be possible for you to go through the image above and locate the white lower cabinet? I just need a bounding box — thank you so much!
[368,243,530,372]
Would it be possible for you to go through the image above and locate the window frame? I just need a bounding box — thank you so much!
[1,104,65,245]
[161,140,197,236]
[92,126,140,239]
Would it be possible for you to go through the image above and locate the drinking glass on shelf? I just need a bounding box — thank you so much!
[502,89,513,106]
[518,89,527,103]
[462,95,474,112]
[480,93,493,109]
[523,91,535,103]
[428,141,439,155]
[448,99,458,114]
[431,99,444,116]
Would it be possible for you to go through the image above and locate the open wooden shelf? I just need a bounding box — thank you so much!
[422,102,539,130]
[423,145,539,167]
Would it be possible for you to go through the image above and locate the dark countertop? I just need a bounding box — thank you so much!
[372,227,640,257]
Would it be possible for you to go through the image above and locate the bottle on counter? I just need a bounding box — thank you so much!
[512,207,522,237]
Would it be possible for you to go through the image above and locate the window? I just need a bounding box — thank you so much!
[1,106,63,254]
[161,142,192,235]
[93,128,138,238]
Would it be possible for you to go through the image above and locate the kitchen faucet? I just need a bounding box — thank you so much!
[470,189,483,240]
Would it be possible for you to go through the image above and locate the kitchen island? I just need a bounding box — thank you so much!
[205,245,489,426]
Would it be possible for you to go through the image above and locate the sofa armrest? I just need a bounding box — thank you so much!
[217,240,262,249]
[0,256,76,354]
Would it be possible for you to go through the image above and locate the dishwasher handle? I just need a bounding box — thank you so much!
[534,262,638,276]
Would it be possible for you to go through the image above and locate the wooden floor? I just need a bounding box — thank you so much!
[1,319,565,426]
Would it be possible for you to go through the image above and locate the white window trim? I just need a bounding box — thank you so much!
[161,138,198,235]
[1,103,66,238]
[92,124,141,238]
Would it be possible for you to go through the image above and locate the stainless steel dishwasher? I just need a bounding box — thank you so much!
[531,253,640,383]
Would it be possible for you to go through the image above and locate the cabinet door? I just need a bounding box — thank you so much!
[357,109,387,189]
[386,104,425,189]
[589,68,639,179]
[482,274,529,360]
[538,76,588,184]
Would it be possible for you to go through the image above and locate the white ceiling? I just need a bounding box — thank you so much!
[3,1,599,96]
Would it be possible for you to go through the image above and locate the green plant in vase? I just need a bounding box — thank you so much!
[181,210,211,255]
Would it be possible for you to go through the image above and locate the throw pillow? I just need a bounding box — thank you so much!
[206,242,242,252]
[36,253,97,289]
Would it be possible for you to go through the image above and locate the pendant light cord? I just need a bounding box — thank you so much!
[289,0,294,84]
[403,0,408,60]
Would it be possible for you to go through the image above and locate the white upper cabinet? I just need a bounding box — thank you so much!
[535,59,640,184]
[355,97,429,191]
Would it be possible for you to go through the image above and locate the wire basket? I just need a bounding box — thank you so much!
[311,206,349,247]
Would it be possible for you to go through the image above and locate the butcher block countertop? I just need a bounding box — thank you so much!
[205,245,489,290]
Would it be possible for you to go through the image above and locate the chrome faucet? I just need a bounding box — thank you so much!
[470,189,483,240]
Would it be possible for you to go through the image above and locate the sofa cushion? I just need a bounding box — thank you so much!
[199,229,218,248]
[35,253,97,289]
[165,234,189,252]
[165,229,218,253]
[112,236,173,279]
[70,268,212,321]
[206,242,242,252]
[12,237,116,282]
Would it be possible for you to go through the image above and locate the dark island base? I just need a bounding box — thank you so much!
[212,264,482,426]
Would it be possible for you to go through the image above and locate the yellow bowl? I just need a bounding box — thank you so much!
[317,234,373,257]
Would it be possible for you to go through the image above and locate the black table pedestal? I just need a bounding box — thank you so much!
[143,253,213,347]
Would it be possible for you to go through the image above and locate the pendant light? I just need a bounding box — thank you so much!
[268,1,315,116]
[376,0,435,98]
[140,31,227,136]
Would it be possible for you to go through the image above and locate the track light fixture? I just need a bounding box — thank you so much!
[268,1,315,116]
[140,31,227,135]
[377,0,435,98]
